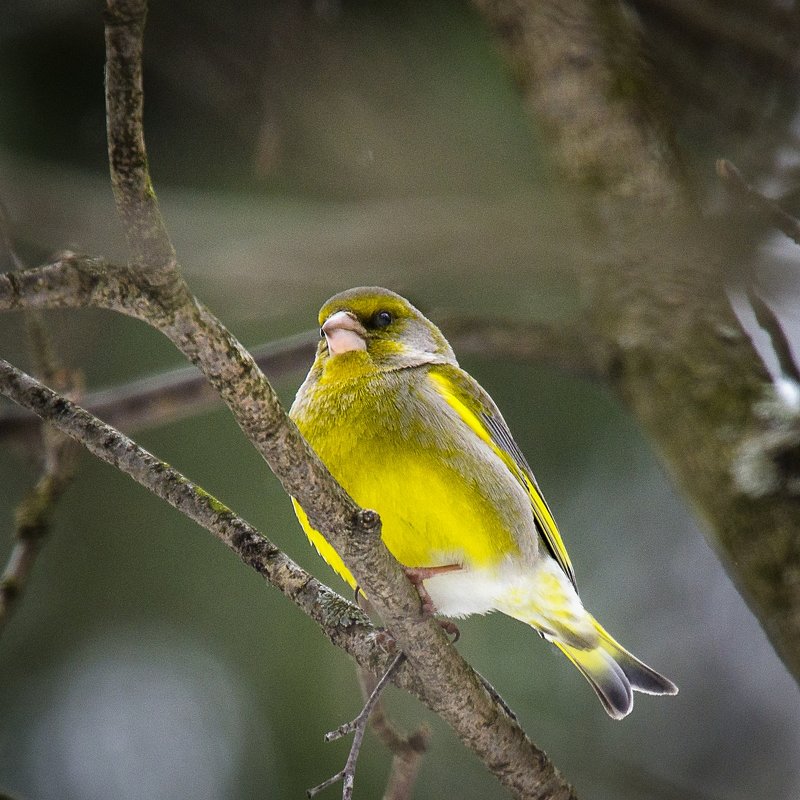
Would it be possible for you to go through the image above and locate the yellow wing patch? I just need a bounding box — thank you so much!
[428,369,577,588]
[291,498,357,589]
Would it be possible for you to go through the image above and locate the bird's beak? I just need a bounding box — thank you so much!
[321,310,367,355]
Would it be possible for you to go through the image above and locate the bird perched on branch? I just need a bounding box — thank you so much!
[290,286,677,718]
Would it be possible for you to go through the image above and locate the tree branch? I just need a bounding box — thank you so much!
[104,0,177,275]
[0,357,575,799]
[0,357,389,674]
[746,288,800,386]
[717,158,800,247]
[0,417,78,635]
[357,666,431,800]
[309,653,408,799]
[0,315,603,448]
[0,207,81,636]
[441,314,607,378]
[0,330,318,447]
[0,3,579,797]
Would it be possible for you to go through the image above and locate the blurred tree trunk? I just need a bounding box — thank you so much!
[472,0,800,682]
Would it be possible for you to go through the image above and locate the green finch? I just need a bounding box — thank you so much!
[290,287,677,719]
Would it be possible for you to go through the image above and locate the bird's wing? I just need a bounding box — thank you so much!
[427,364,577,589]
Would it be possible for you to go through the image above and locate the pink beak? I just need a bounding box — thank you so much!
[322,311,367,355]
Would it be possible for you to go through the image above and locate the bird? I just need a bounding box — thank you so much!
[289,286,677,719]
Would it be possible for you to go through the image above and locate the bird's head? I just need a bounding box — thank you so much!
[315,287,456,373]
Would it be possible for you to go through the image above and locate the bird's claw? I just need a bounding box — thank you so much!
[401,564,462,641]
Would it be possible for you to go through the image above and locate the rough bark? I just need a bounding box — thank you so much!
[0,2,581,796]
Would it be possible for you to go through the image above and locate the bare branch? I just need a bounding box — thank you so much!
[0,314,602,448]
[0,424,78,635]
[0,357,392,674]
[746,289,800,385]
[0,330,317,447]
[308,653,407,800]
[380,728,430,800]
[441,314,607,379]
[0,255,146,318]
[0,208,81,637]
[472,0,686,213]
[104,0,177,274]
[357,666,430,800]
[0,200,25,271]
[717,158,800,246]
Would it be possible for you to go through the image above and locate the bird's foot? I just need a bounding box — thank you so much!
[402,564,462,641]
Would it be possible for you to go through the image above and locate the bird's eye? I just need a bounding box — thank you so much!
[372,310,393,328]
[319,327,324,338]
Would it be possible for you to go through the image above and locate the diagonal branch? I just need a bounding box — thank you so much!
[0,331,318,447]
[0,207,81,637]
[0,262,577,800]
[309,653,408,799]
[1,3,580,797]
[0,357,391,679]
[0,418,78,635]
[357,665,431,800]
[746,288,800,386]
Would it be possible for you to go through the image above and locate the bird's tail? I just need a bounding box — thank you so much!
[553,617,678,720]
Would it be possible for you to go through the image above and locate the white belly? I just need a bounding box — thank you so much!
[424,558,593,646]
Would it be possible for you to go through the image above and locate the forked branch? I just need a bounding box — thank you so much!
[0,2,578,798]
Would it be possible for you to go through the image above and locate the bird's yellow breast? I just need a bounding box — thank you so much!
[290,362,521,588]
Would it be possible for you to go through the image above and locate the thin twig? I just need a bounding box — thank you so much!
[716,159,800,384]
[0,208,81,636]
[357,666,431,800]
[308,653,408,800]
[353,595,430,800]
[746,288,800,385]
[0,200,25,271]
[0,426,78,635]
[716,158,800,246]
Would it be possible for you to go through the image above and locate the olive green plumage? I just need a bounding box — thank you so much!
[290,286,677,719]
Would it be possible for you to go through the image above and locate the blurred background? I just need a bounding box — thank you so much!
[1,1,800,798]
